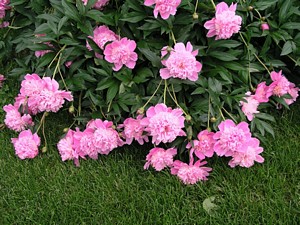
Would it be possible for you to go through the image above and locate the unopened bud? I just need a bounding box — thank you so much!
[42,146,47,153]
[261,17,266,21]
[167,46,173,52]
[248,6,253,11]
[261,23,269,31]
[206,127,211,132]
[192,13,198,20]
[185,115,192,122]
[210,117,217,123]
[112,125,116,130]
[68,105,75,114]
[137,107,144,115]
[63,128,69,133]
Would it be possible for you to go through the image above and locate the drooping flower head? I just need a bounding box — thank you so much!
[213,119,252,157]
[240,92,260,121]
[253,81,272,103]
[160,42,202,81]
[144,0,181,20]
[171,160,212,184]
[141,103,186,145]
[204,2,242,40]
[284,83,299,105]
[268,70,290,97]
[144,147,177,171]
[228,137,264,168]
[3,104,34,132]
[88,25,119,50]
[186,130,215,160]
[119,115,149,145]
[87,119,124,155]
[104,37,138,71]
[11,130,40,160]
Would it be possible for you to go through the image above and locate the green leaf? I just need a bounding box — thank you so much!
[254,0,278,11]
[279,0,292,24]
[280,41,296,56]
[191,87,206,95]
[120,12,146,23]
[281,22,300,30]
[62,0,81,22]
[208,78,222,93]
[107,82,119,102]
[209,40,242,49]
[255,113,275,122]
[96,78,117,91]
[208,51,237,61]
[138,47,162,68]
[37,52,56,68]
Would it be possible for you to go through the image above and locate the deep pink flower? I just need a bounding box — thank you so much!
[171,160,212,184]
[73,128,97,159]
[11,130,40,160]
[88,25,119,50]
[3,104,34,132]
[119,115,149,145]
[284,83,299,105]
[253,81,272,103]
[204,2,242,40]
[144,147,177,171]
[104,37,138,71]
[268,70,290,97]
[261,23,269,31]
[228,137,264,168]
[213,119,252,157]
[141,103,186,145]
[186,130,215,160]
[144,0,181,20]
[87,119,124,155]
[160,42,202,81]
[240,92,260,121]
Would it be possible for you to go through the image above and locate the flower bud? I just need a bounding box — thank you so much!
[248,6,253,11]
[210,117,217,123]
[185,115,192,122]
[192,13,198,20]
[137,107,144,115]
[167,46,173,52]
[42,146,47,153]
[63,128,69,133]
[68,105,75,114]
[261,23,269,31]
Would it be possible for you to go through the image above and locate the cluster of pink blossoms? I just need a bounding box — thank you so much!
[87,25,138,71]
[144,0,181,20]
[3,73,73,159]
[0,0,10,28]
[241,70,299,121]
[160,42,202,81]
[82,0,110,10]
[204,2,242,40]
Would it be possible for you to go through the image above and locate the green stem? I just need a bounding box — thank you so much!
[164,80,167,105]
[47,45,67,71]
[35,112,47,133]
[194,0,199,13]
[207,97,211,129]
[42,118,48,149]
[254,8,263,19]
[142,79,163,109]
[218,108,226,121]
[170,30,176,44]
[166,85,189,116]
[222,107,237,123]
[209,0,216,9]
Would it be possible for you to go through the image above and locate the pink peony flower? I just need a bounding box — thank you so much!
[204,2,242,40]
[253,81,272,103]
[11,130,40,160]
[213,119,252,157]
[88,25,119,50]
[141,103,186,145]
[261,23,269,31]
[0,0,10,19]
[171,160,212,184]
[104,38,138,71]
[228,137,264,168]
[3,104,34,132]
[144,147,177,171]
[240,91,260,121]
[73,128,97,159]
[119,115,149,145]
[284,83,299,105]
[186,130,215,160]
[57,129,83,163]
[268,70,290,97]
[87,119,124,155]
[82,0,110,9]
[0,74,5,87]
[65,61,73,68]
[144,0,181,20]
[160,42,202,81]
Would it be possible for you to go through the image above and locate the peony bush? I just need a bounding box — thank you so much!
[1,0,299,184]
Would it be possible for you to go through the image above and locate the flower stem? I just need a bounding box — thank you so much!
[222,107,237,123]
[142,79,163,109]
[207,97,211,129]
[210,0,216,9]
[170,30,176,44]
[194,0,199,13]
[166,85,189,116]
[254,8,262,19]
[36,112,47,133]
[164,80,168,105]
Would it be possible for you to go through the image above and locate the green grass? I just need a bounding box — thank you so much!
[0,78,300,224]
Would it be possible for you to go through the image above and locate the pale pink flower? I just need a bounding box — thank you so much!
[94,0,110,9]
[253,81,272,103]
[204,2,242,40]
[144,147,177,171]
[87,119,124,155]
[57,129,82,162]
[213,119,252,157]
[82,0,88,5]
[73,128,97,159]
[35,77,73,113]
[160,42,202,81]
[88,25,119,50]
[171,160,212,184]
[268,70,290,97]
[119,115,149,145]
[3,104,34,132]
[240,92,260,121]
[144,0,181,20]
[261,23,269,31]
[141,103,186,145]
[0,21,9,28]
[20,73,44,97]
[228,138,264,168]
[11,130,40,160]
[104,38,138,71]
[186,130,215,160]
[0,74,5,87]
[65,61,73,68]
[284,83,299,105]
[0,0,9,19]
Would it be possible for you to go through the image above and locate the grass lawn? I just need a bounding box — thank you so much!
[0,76,300,224]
